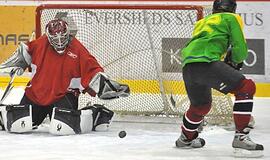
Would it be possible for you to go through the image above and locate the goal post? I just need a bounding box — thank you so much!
[35,4,233,125]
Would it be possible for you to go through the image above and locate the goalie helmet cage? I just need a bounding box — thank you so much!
[36,4,233,125]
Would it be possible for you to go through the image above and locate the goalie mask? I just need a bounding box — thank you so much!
[46,19,70,54]
[213,0,237,13]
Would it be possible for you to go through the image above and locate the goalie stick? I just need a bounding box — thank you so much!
[0,68,21,105]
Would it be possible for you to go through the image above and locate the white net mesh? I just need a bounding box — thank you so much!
[36,4,233,125]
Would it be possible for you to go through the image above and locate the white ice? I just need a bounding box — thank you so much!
[0,88,269,160]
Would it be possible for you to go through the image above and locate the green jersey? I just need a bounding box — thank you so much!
[181,13,247,67]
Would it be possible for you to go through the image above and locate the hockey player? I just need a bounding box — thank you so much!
[0,19,130,135]
[175,0,264,157]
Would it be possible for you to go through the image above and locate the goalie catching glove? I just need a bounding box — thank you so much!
[89,72,130,100]
[224,48,243,71]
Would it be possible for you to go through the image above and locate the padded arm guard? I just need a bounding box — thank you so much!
[89,72,130,100]
[0,42,31,75]
[224,48,243,71]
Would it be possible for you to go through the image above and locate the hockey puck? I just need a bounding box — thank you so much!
[118,131,127,138]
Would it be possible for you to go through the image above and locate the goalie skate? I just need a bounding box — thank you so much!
[232,127,264,158]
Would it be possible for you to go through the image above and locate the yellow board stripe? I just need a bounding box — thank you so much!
[0,77,270,97]
[0,76,29,87]
[254,83,270,97]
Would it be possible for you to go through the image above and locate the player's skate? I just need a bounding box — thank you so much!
[175,132,205,148]
[232,127,264,158]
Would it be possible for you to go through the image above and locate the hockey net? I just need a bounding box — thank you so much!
[36,4,233,125]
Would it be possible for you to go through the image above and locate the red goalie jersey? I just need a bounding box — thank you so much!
[25,35,104,106]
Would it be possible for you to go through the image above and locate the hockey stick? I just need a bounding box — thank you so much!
[0,31,35,105]
[0,68,20,105]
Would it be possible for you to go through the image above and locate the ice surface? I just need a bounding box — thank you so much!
[0,88,269,160]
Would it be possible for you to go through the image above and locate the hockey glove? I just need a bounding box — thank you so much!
[0,42,31,75]
[224,48,243,71]
[89,72,130,100]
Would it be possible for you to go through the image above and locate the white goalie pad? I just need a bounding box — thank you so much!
[83,104,114,132]
[94,123,111,132]
[0,42,31,75]
[80,109,93,133]
[0,105,33,133]
[49,107,93,135]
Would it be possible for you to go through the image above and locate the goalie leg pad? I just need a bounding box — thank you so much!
[80,109,93,134]
[0,104,33,133]
[0,108,4,130]
[82,104,114,131]
[49,107,93,135]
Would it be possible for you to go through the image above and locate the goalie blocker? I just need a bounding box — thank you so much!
[0,42,31,75]
[0,104,114,135]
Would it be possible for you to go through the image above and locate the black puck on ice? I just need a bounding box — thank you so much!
[118,131,127,138]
